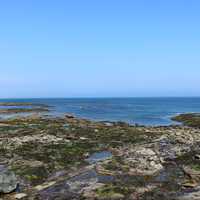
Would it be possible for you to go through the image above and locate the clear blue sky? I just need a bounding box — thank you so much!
[0,0,200,98]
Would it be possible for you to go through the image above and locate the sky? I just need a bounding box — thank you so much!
[0,0,200,98]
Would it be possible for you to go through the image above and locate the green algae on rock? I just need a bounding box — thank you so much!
[172,113,200,128]
[0,102,50,107]
[0,108,49,114]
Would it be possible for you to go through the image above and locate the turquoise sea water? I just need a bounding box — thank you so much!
[0,98,200,125]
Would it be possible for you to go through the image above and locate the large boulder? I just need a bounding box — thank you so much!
[0,165,18,193]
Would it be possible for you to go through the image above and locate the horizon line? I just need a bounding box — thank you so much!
[0,96,200,99]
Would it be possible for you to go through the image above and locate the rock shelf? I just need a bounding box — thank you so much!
[0,112,200,199]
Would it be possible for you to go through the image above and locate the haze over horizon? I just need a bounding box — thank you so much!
[0,0,200,98]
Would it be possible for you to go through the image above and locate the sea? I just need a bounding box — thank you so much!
[0,97,200,126]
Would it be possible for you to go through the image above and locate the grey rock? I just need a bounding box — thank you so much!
[194,154,200,160]
[65,114,75,119]
[177,185,200,200]
[0,165,18,193]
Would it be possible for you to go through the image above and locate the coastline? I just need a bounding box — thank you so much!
[1,106,200,199]
[1,97,200,126]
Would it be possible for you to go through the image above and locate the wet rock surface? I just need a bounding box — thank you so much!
[0,108,200,199]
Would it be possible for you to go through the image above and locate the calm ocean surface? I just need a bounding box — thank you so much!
[0,98,200,125]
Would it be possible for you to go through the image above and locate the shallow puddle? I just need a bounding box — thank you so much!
[86,151,112,164]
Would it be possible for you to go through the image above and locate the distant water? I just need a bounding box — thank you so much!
[0,98,200,125]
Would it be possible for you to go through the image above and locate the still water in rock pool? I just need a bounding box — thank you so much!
[85,151,112,164]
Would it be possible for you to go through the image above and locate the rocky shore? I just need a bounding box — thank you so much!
[0,103,50,115]
[0,107,200,199]
[0,108,49,114]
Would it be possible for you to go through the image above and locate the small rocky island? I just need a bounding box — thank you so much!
[1,103,200,200]
[0,103,50,115]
